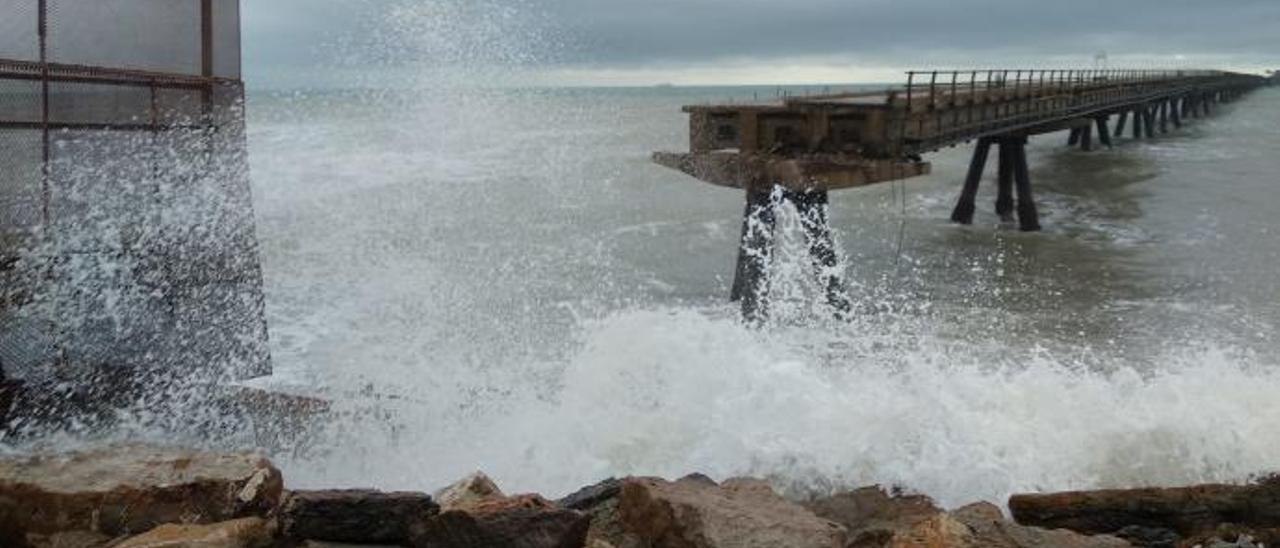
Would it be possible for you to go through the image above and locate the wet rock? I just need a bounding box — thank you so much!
[412,493,590,548]
[806,487,1126,548]
[1008,481,1280,540]
[24,530,115,548]
[803,485,943,544]
[279,489,438,544]
[944,501,1132,547]
[558,479,633,547]
[558,478,621,512]
[112,517,273,548]
[0,445,283,546]
[610,475,847,548]
[1181,524,1280,548]
[433,472,505,511]
[1113,525,1180,547]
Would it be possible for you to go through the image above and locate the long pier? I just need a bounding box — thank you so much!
[652,69,1269,320]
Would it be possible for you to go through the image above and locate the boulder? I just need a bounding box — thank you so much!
[279,489,439,544]
[412,493,590,548]
[1008,480,1280,541]
[944,502,1132,548]
[804,486,1128,547]
[0,445,283,547]
[803,485,942,544]
[589,475,848,548]
[433,472,505,511]
[111,517,273,548]
[24,530,115,548]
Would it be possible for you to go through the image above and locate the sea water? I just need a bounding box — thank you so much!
[245,82,1280,508]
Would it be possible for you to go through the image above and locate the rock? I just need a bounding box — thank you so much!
[111,517,273,548]
[0,445,283,546]
[558,478,621,511]
[609,475,847,548]
[558,479,633,548]
[1181,524,1280,548]
[433,472,505,511]
[412,493,590,548]
[803,485,943,544]
[1113,525,1180,547]
[24,530,115,548]
[1008,481,1280,540]
[300,542,402,548]
[945,502,1132,548]
[279,489,438,544]
[806,487,1126,548]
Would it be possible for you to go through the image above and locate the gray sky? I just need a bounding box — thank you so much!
[242,0,1278,88]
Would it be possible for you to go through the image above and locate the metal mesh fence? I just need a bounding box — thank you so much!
[0,0,268,384]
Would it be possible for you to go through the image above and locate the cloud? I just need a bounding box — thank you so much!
[241,0,1279,87]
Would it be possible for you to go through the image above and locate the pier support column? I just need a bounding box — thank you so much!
[1079,124,1094,151]
[1171,98,1183,127]
[995,140,1015,221]
[1142,106,1156,138]
[1095,116,1113,148]
[731,187,851,323]
[1159,102,1169,133]
[1114,111,1129,137]
[1132,108,1143,139]
[1067,128,1082,147]
[732,188,779,323]
[1009,136,1040,232]
[951,137,994,225]
[791,190,852,318]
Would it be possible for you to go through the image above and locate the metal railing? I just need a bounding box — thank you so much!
[898,69,1264,153]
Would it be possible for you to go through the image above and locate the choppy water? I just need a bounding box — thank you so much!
[244,83,1280,507]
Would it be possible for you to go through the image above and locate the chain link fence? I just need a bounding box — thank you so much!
[0,0,269,385]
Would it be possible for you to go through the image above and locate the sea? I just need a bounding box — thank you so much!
[243,82,1280,508]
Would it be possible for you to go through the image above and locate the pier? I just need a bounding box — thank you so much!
[653,69,1269,320]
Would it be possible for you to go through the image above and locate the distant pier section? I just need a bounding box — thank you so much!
[653,69,1269,320]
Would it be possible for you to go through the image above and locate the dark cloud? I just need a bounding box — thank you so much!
[242,0,1279,85]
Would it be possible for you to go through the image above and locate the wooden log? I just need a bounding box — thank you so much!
[1010,137,1040,232]
[951,137,993,225]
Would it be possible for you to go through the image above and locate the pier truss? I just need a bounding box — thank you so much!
[653,69,1270,320]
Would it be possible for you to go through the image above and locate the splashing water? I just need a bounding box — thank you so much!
[11,0,1280,513]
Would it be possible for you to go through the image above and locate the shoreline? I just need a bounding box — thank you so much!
[2,444,1276,548]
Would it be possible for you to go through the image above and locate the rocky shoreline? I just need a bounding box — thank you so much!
[0,445,1274,548]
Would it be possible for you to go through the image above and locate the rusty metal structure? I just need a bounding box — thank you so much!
[0,0,269,387]
[654,69,1269,320]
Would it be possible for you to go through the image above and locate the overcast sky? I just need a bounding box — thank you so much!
[242,0,1278,88]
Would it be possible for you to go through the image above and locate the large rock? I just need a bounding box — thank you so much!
[24,530,115,548]
[413,493,591,548]
[1008,479,1280,543]
[577,475,847,548]
[433,472,505,511]
[803,485,942,545]
[0,445,283,547]
[279,489,439,544]
[806,486,1128,547]
[112,517,273,548]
